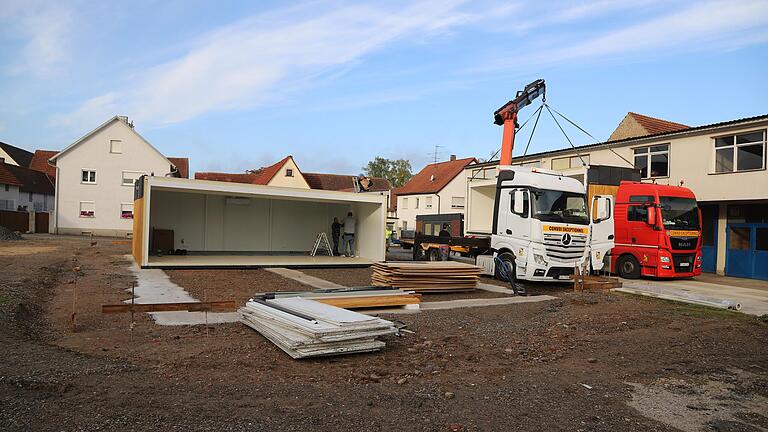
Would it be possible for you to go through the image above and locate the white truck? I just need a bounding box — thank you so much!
[413,165,615,282]
[483,165,614,281]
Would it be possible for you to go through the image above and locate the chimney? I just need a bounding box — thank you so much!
[449,154,456,161]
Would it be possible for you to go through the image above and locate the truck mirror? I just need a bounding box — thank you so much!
[646,206,656,226]
[513,190,524,214]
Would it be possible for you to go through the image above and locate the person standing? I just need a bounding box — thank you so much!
[331,217,342,256]
[342,212,357,257]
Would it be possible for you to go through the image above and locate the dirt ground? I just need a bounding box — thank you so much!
[2,235,767,431]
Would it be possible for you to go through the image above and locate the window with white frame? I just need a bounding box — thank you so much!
[79,201,95,218]
[285,168,293,177]
[122,171,142,186]
[0,199,13,210]
[402,221,408,230]
[714,130,766,173]
[551,155,589,170]
[633,144,669,178]
[425,196,433,209]
[81,169,97,184]
[110,139,122,154]
[451,196,465,209]
[401,197,408,209]
[120,203,134,219]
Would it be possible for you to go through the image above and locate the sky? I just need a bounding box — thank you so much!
[1,0,767,176]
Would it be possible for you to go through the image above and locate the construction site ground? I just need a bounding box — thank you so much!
[2,235,767,432]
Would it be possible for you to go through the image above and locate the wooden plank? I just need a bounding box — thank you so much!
[314,295,421,309]
[102,300,237,314]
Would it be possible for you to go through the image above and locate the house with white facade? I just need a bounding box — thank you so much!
[49,116,189,237]
[464,112,768,280]
[393,155,475,233]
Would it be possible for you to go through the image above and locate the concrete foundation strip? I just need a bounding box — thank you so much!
[266,267,345,289]
[420,295,557,310]
[613,287,741,311]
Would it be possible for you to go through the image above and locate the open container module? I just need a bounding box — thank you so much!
[132,176,387,268]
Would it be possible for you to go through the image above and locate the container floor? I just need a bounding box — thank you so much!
[144,254,373,269]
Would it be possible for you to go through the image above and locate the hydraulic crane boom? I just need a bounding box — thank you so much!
[493,79,546,166]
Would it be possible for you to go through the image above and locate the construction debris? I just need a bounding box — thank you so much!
[239,297,398,359]
[255,286,421,311]
[372,261,482,292]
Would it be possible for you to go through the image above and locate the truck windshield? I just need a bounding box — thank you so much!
[659,196,699,230]
[530,189,589,225]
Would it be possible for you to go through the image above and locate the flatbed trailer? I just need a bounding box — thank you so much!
[412,234,491,261]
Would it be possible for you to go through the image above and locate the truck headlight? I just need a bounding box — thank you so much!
[533,253,547,266]
[660,256,671,263]
[696,255,702,262]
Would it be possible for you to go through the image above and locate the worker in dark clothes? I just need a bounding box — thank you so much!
[331,217,341,256]
[438,223,451,237]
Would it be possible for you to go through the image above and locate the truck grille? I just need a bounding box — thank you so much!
[669,236,698,251]
[672,254,695,273]
[543,232,587,263]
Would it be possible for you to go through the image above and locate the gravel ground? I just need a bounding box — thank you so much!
[1,235,767,431]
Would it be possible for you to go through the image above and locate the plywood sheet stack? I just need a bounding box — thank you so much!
[239,297,398,359]
[372,261,482,292]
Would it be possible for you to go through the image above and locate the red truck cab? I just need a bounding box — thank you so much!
[611,181,702,279]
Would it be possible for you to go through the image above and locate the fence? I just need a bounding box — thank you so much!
[0,210,29,232]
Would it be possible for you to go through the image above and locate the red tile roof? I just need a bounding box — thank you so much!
[302,172,391,192]
[28,150,58,179]
[628,112,689,135]
[395,157,476,196]
[195,156,294,185]
[0,161,54,194]
[168,157,189,178]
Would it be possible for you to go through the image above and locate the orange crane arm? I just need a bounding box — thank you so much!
[493,79,546,165]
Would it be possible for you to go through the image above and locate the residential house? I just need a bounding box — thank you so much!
[394,155,476,233]
[0,142,34,168]
[49,116,189,237]
[464,112,768,280]
[196,155,391,193]
[0,158,55,212]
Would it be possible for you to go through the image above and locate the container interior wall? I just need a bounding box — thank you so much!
[148,189,383,259]
[350,201,385,261]
[467,184,495,234]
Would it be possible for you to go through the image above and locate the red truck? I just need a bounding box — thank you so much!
[610,181,702,279]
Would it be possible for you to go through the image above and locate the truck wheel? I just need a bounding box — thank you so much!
[495,252,516,282]
[428,248,440,261]
[617,255,641,279]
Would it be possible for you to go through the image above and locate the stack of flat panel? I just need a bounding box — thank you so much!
[239,297,398,359]
[371,261,482,292]
[256,286,421,311]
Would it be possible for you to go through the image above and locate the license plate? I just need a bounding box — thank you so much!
[680,262,689,267]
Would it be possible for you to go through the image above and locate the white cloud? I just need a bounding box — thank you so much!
[1,1,73,77]
[488,0,768,70]
[53,0,475,129]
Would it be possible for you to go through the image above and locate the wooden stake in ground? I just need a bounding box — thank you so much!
[69,266,82,332]
[130,281,136,342]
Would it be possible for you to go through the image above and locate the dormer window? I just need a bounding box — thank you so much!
[430,174,435,182]
[286,168,294,177]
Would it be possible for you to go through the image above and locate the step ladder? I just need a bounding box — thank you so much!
[311,232,334,257]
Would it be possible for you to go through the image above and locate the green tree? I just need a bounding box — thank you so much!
[363,157,413,188]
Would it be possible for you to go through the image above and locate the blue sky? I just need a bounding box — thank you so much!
[1,0,767,176]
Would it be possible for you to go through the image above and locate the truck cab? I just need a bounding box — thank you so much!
[491,166,614,282]
[611,181,702,279]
